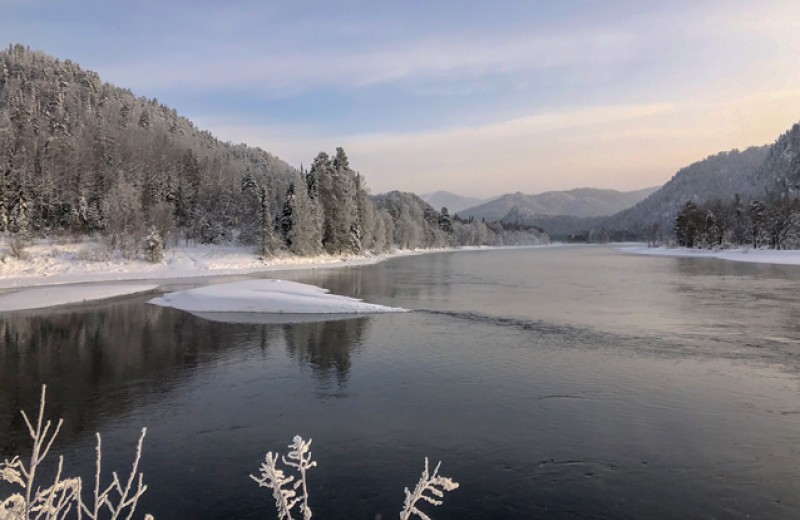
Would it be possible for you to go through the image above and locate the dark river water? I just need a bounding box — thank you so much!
[2,246,800,519]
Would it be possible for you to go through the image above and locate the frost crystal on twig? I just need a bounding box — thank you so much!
[399,458,460,520]
[282,436,317,520]
[250,436,317,520]
[0,386,152,520]
[79,428,149,520]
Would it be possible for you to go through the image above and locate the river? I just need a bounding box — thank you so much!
[1,245,799,519]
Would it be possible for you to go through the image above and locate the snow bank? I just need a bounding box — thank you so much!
[618,245,800,266]
[0,240,562,291]
[0,241,562,312]
[0,241,397,289]
[149,279,407,315]
[0,284,159,312]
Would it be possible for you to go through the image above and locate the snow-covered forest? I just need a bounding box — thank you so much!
[626,124,800,247]
[673,195,800,250]
[0,45,547,260]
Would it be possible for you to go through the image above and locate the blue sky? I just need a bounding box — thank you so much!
[3,0,800,196]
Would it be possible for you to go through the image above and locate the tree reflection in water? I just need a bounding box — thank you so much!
[0,294,370,457]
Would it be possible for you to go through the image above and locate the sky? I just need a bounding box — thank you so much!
[2,0,800,197]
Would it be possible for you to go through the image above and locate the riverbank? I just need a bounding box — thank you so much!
[617,244,800,266]
[0,240,553,311]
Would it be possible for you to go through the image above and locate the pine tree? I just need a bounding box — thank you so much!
[280,182,296,247]
[11,190,29,236]
[138,109,150,129]
[318,147,358,254]
[674,201,702,247]
[438,207,454,234]
[0,199,8,232]
[142,225,164,262]
[259,185,274,257]
[747,200,767,248]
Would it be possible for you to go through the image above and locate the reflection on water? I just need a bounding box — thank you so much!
[283,318,368,387]
[1,246,800,519]
[0,297,370,456]
[188,311,369,325]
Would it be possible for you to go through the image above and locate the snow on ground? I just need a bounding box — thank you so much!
[0,284,159,311]
[149,279,406,316]
[0,240,556,290]
[618,245,800,266]
[0,239,555,311]
[0,240,409,290]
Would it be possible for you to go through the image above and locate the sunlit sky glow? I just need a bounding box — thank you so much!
[3,0,800,197]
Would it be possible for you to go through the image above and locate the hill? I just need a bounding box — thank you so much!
[0,44,547,255]
[748,123,800,197]
[606,146,770,235]
[419,191,497,214]
[460,186,657,221]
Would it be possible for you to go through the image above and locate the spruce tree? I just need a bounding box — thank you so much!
[259,185,273,256]
[280,182,295,247]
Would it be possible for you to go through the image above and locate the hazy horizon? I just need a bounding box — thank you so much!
[3,1,799,198]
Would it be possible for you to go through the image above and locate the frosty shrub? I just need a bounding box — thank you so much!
[141,226,164,263]
[251,436,317,520]
[252,437,459,520]
[3,388,457,520]
[0,387,152,520]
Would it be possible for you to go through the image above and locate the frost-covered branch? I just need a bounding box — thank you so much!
[251,452,299,520]
[79,429,149,520]
[0,386,152,520]
[3,390,460,520]
[282,436,316,520]
[399,458,460,520]
[250,436,317,520]
[4,385,79,520]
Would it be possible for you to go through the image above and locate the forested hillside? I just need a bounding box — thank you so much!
[749,123,800,197]
[0,45,547,257]
[606,146,770,236]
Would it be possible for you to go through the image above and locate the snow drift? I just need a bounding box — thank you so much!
[148,279,406,315]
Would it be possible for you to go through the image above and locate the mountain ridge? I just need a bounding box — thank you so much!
[459,186,659,221]
[419,191,498,213]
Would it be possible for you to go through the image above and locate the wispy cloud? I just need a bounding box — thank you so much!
[4,0,800,196]
[202,87,800,197]
[99,29,636,93]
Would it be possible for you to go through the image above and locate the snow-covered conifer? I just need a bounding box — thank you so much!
[259,185,275,256]
[280,182,296,247]
[142,225,164,262]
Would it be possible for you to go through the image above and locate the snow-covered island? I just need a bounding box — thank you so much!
[149,279,406,323]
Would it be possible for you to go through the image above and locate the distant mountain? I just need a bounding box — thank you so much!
[505,144,775,240]
[607,146,770,234]
[459,187,658,221]
[419,191,497,213]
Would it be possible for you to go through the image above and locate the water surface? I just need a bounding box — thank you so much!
[1,246,799,519]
